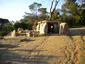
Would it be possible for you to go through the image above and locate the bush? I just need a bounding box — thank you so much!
[0,22,14,36]
[0,31,8,36]
[2,22,14,32]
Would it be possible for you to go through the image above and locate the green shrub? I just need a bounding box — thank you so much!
[0,31,8,36]
[2,22,14,32]
[0,22,14,36]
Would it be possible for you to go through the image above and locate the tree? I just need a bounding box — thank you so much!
[0,22,14,36]
[75,3,85,26]
[14,20,33,30]
[22,2,42,27]
[61,0,78,27]
[62,14,76,27]
[0,18,9,29]
[62,0,77,15]
[20,19,32,30]
[61,0,85,27]
[2,22,14,32]
[14,21,20,31]
[29,2,42,20]
[38,8,48,20]
[49,0,60,20]
[23,14,38,24]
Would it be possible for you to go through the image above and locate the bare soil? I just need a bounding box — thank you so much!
[0,30,85,64]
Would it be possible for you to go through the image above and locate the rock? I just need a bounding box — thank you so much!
[59,22,69,34]
[17,28,23,34]
[26,32,30,37]
[11,30,16,37]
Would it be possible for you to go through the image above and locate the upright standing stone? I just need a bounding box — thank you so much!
[59,22,69,34]
[26,32,30,37]
[11,30,16,37]
[40,22,47,35]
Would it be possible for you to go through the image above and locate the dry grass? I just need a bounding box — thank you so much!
[71,35,85,64]
[0,34,85,64]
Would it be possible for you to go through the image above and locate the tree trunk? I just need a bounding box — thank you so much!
[49,0,60,20]
[49,0,54,20]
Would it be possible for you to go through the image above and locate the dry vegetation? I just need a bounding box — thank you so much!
[0,33,85,64]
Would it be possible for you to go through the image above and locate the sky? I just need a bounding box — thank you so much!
[0,0,64,21]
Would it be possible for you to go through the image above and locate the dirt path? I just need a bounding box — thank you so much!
[0,35,85,64]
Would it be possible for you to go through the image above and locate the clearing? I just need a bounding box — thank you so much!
[0,28,85,64]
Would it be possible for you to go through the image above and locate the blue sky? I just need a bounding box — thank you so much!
[0,0,64,21]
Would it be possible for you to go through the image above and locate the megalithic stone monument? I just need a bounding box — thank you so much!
[59,22,69,34]
[11,30,16,37]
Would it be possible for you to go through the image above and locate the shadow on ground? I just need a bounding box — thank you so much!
[0,44,18,48]
[20,39,35,42]
[0,48,57,64]
[69,28,85,35]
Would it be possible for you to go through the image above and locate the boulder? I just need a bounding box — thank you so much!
[17,28,23,34]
